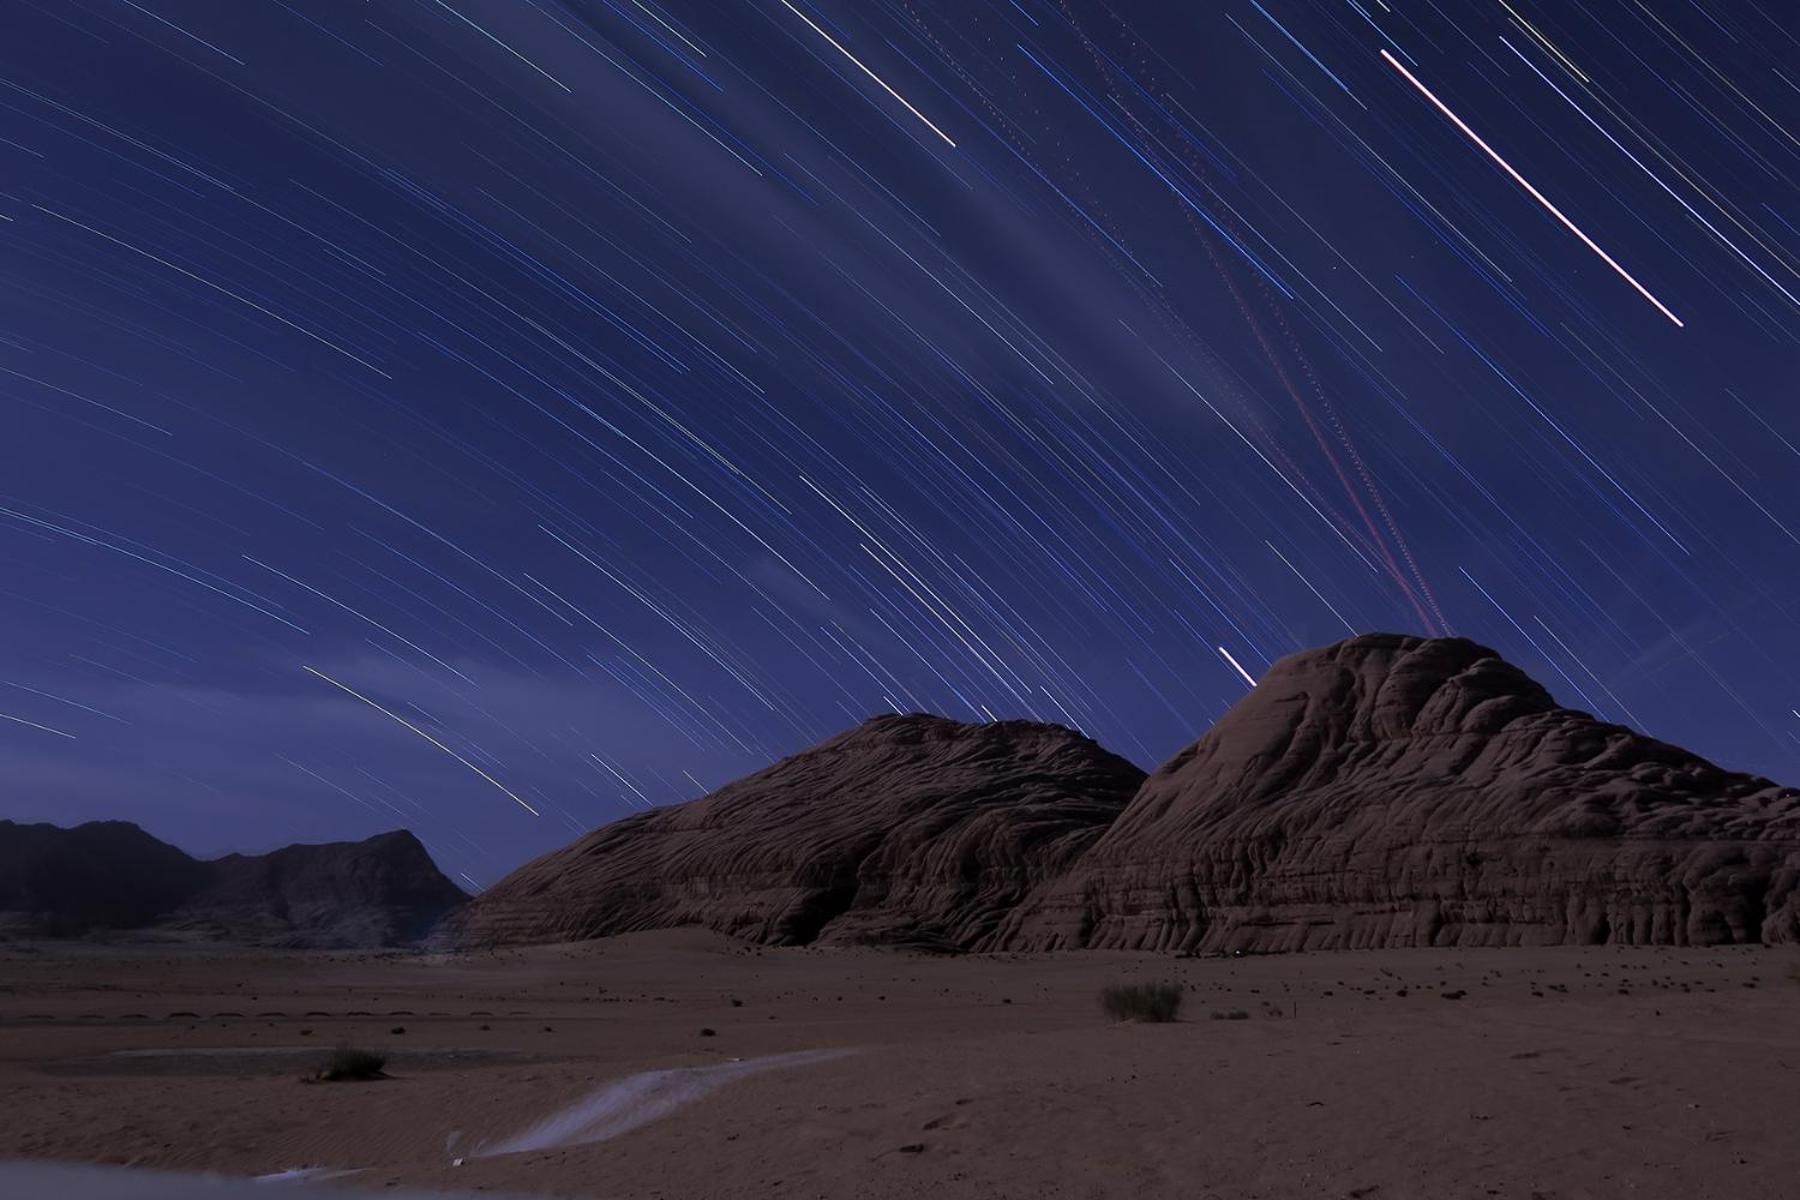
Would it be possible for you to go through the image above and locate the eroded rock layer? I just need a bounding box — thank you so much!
[1003,634,1800,951]
[458,714,1144,949]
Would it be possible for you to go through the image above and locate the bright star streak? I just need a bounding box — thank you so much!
[778,0,957,148]
[429,1,571,93]
[302,665,540,816]
[1217,646,1259,688]
[1266,540,1357,634]
[0,711,76,738]
[1379,49,1684,328]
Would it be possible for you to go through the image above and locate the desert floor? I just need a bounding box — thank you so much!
[0,932,1795,1200]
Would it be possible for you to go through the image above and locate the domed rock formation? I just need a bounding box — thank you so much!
[457,714,1145,950]
[0,821,465,947]
[1002,634,1800,951]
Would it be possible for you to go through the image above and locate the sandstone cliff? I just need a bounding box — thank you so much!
[1003,634,1800,951]
[457,714,1144,949]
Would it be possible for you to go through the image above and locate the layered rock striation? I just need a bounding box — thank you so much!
[457,714,1144,949]
[1006,634,1800,951]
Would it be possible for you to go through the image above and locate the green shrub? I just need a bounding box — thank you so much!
[1100,981,1183,1023]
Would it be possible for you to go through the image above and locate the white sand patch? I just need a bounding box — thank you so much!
[476,1048,853,1157]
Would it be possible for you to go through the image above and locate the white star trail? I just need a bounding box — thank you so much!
[3,0,1797,879]
[302,665,540,816]
[777,0,957,148]
[1217,646,1259,688]
[1379,49,1685,327]
[0,711,76,739]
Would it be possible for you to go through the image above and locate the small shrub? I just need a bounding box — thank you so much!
[1210,1009,1250,1021]
[312,1047,387,1082]
[1100,981,1183,1023]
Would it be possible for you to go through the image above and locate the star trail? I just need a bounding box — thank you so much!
[2,0,1798,881]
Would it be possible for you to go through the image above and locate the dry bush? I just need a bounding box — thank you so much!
[310,1046,387,1082]
[1101,981,1183,1023]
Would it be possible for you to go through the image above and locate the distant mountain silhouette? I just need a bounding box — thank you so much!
[0,819,208,936]
[463,635,1800,952]
[0,821,465,947]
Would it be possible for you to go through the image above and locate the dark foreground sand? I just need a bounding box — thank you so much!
[1,931,1795,1199]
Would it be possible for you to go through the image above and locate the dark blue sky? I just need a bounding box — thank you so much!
[3,0,1797,886]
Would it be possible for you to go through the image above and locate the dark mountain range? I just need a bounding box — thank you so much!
[0,821,466,947]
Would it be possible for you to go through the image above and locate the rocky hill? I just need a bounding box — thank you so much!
[1004,634,1800,951]
[462,634,1800,953]
[457,713,1145,950]
[0,821,465,947]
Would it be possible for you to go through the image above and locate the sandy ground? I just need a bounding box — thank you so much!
[1,931,1796,1200]
[0,1161,534,1199]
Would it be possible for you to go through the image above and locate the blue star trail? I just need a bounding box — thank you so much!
[2,0,1798,881]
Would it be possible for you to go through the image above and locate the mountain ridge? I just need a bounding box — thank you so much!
[0,819,466,947]
[15,634,1798,953]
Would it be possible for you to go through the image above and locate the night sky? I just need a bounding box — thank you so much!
[3,0,1798,886]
